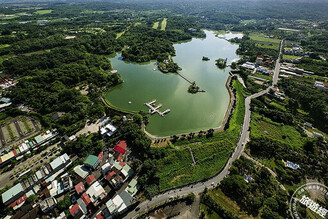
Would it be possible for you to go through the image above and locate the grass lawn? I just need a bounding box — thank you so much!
[260,157,278,172]
[283,54,301,60]
[208,188,240,215]
[160,18,167,31]
[34,10,53,15]
[116,30,126,39]
[269,101,286,111]
[201,204,222,219]
[253,73,272,81]
[0,16,17,20]
[240,19,256,25]
[155,80,247,191]
[250,33,280,44]
[255,43,279,50]
[152,21,159,29]
[251,113,309,151]
[0,44,10,49]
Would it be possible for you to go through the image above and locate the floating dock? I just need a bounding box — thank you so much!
[144,99,170,116]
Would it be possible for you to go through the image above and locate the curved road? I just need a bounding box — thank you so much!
[124,40,283,219]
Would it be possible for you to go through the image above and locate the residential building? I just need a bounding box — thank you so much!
[313,131,324,139]
[69,204,82,218]
[256,56,263,65]
[125,179,140,196]
[86,181,106,206]
[113,141,127,155]
[84,155,100,170]
[243,174,254,183]
[101,163,111,176]
[286,161,300,170]
[81,192,92,209]
[8,194,26,210]
[106,190,133,215]
[49,153,70,172]
[86,174,96,186]
[75,182,85,195]
[100,123,117,137]
[40,197,57,213]
[121,164,134,182]
[76,198,88,215]
[74,165,90,179]
[314,81,328,90]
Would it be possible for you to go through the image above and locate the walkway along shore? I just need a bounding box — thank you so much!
[101,73,236,141]
[143,74,236,141]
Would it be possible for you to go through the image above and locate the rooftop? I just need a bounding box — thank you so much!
[2,183,24,204]
[84,155,100,167]
[75,182,85,194]
[86,181,106,204]
[49,153,70,171]
[86,174,96,185]
[113,140,127,154]
[74,165,90,179]
[69,203,80,216]
[81,192,92,206]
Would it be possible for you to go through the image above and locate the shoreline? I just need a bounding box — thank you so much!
[142,74,235,141]
[102,74,235,141]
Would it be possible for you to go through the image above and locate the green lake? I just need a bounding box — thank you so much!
[105,30,241,137]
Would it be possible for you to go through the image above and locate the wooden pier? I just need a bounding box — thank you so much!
[144,99,170,117]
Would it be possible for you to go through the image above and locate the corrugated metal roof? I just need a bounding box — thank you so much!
[2,183,23,204]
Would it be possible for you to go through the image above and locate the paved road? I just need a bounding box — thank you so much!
[13,119,23,137]
[0,142,60,189]
[124,40,284,219]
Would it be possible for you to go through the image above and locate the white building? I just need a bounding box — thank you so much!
[86,181,106,206]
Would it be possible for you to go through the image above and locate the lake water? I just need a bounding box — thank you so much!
[105,30,241,137]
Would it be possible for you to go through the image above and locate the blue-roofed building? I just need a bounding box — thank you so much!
[243,174,254,183]
[0,97,11,103]
[286,161,300,170]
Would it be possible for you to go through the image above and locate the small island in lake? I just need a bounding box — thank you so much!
[188,81,205,94]
[158,57,180,73]
[202,56,210,61]
[188,82,199,93]
[215,58,227,69]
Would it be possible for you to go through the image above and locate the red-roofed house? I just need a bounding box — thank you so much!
[119,161,125,167]
[86,175,96,186]
[81,192,91,207]
[8,194,26,209]
[113,140,127,154]
[12,150,17,156]
[117,153,123,162]
[75,182,85,195]
[69,204,81,217]
[106,171,115,181]
[96,211,104,219]
[98,152,103,161]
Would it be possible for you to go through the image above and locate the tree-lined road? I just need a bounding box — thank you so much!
[124,40,284,219]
